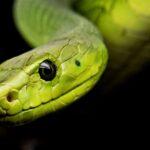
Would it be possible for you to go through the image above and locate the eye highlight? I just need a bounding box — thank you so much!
[39,60,57,81]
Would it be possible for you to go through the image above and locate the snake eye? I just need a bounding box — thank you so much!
[39,60,57,81]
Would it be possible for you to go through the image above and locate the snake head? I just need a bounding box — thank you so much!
[0,38,107,125]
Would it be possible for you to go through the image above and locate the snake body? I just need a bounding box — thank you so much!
[0,0,150,125]
[76,0,150,89]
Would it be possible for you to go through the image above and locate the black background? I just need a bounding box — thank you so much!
[0,0,149,149]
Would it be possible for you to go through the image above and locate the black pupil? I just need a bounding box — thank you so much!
[39,60,57,81]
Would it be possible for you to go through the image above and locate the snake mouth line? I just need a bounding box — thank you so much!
[0,73,98,124]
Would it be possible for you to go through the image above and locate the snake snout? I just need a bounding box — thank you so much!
[0,88,22,116]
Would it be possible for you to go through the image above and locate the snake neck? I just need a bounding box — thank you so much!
[14,0,101,47]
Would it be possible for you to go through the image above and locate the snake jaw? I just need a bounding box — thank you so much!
[0,73,100,125]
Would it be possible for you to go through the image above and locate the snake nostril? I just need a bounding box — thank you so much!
[6,90,18,102]
[7,94,12,102]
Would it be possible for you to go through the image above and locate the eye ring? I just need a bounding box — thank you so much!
[38,59,57,81]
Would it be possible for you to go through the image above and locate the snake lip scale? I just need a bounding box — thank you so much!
[0,73,99,125]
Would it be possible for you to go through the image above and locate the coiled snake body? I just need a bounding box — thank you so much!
[0,0,149,125]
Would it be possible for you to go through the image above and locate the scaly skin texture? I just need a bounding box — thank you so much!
[76,0,150,90]
[0,0,108,125]
[1,0,150,125]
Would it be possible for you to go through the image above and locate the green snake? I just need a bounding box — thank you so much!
[0,0,150,125]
